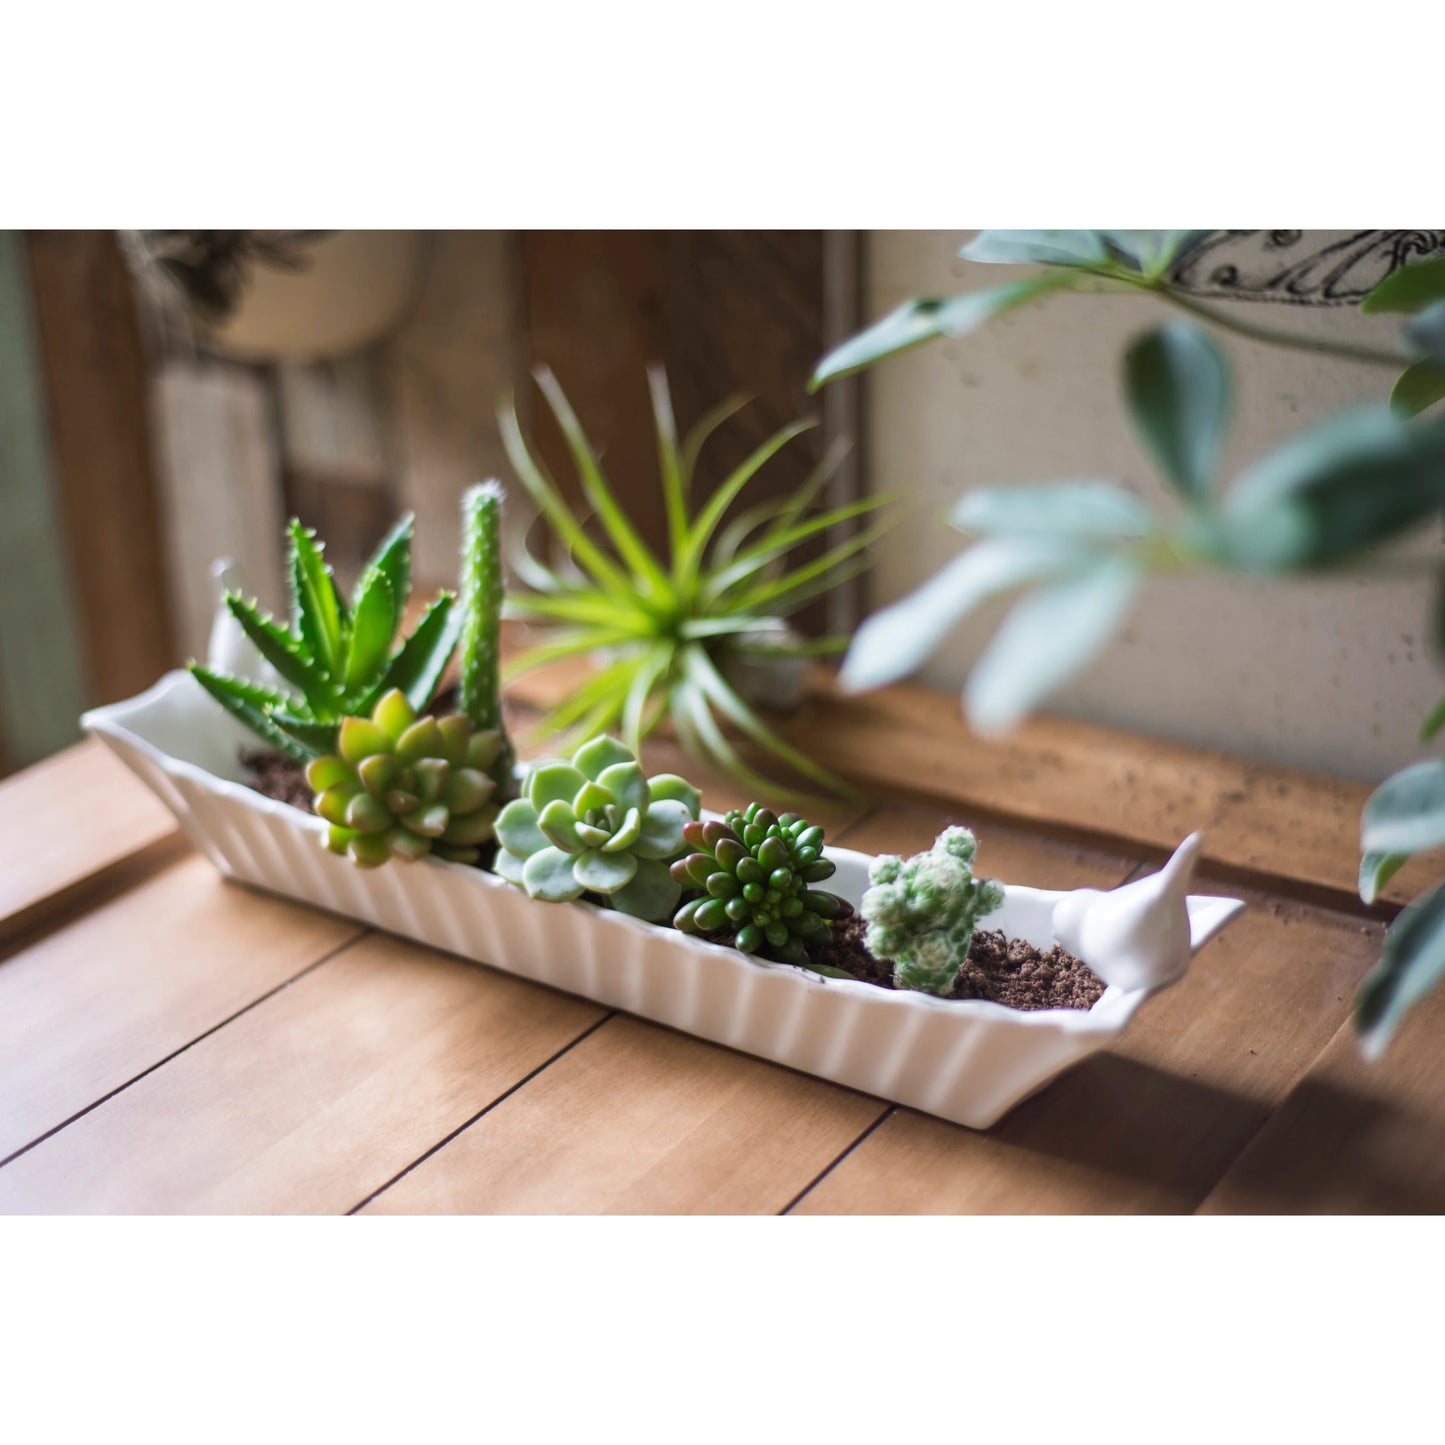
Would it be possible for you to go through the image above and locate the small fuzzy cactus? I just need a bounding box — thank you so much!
[307,688,503,868]
[671,803,853,966]
[493,736,701,920]
[861,826,1004,994]
[458,481,514,796]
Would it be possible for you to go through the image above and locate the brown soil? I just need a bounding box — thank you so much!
[811,914,1105,1011]
[242,750,313,812]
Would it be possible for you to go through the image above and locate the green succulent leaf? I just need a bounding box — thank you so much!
[523,845,586,903]
[536,798,584,853]
[1360,257,1445,315]
[609,856,682,921]
[1361,760,1445,856]
[374,593,460,713]
[188,666,315,761]
[288,519,344,676]
[1124,322,1232,500]
[356,511,413,621]
[953,482,1152,538]
[649,774,701,817]
[1356,882,1445,1059]
[573,735,635,781]
[810,277,1073,389]
[839,536,1086,695]
[225,594,333,712]
[496,797,547,858]
[573,847,638,894]
[596,761,649,814]
[633,799,692,860]
[343,571,395,692]
[528,762,589,809]
[965,556,1141,735]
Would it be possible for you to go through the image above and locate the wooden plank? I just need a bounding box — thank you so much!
[0,932,604,1214]
[0,738,182,945]
[360,809,1132,1215]
[790,804,1386,1214]
[0,855,360,1163]
[772,679,1438,913]
[362,1014,885,1215]
[0,230,89,769]
[1199,982,1445,1214]
[24,231,177,703]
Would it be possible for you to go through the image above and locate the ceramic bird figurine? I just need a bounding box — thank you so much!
[1051,832,1203,992]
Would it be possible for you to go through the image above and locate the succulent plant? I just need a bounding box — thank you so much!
[306,688,502,868]
[860,826,1004,995]
[190,514,459,761]
[671,803,852,966]
[493,737,701,920]
[458,480,515,795]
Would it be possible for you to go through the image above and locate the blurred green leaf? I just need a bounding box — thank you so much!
[1391,360,1445,418]
[1360,257,1445,315]
[1362,760,1445,855]
[287,520,344,675]
[1125,323,1231,500]
[965,557,1141,735]
[953,481,1152,538]
[372,593,459,713]
[1360,850,1409,907]
[1212,407,1445,571]
[960,231,1110,267]
[1420,695,1445,743]
[839,537,1086,695]
[1356,881,1445,1059]
[343,571,395,692]
[810,278,1072,389]
[354,511,412,625]
[188,666,314,762]
[1099,230,1208,275]
[1405,300,1445,367]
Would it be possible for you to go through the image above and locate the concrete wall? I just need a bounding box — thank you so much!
[863,230,1443,783]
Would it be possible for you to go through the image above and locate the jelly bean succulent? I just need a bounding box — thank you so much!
[671,803,852,966]
[861,826,1004,995]
[493,737,701,921]
[307,688,503,868]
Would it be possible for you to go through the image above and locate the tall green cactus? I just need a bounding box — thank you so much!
[459,481,515,794]
[861,826,1005,995]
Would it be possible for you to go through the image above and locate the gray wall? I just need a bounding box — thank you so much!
[863,230,1443,784]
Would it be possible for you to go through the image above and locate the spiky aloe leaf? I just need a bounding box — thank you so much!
[225,594,334,713]
[370,592,460,713]
[269,709,342,755]
[343,570,395,693]
[288,519,344,675]
[355,511,413,624]
[188,665,316,762]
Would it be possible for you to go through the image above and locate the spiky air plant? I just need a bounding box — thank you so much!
[493,736,701,922]
[500,366,894,801]
[861,826,1004,995]
[190,515,459,762]
[307,689,502,867]
[671,803,852,966]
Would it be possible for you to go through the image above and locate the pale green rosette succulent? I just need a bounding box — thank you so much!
[493,737,701,921]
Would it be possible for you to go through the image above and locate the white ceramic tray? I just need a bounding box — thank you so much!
[83,671,1244,1129]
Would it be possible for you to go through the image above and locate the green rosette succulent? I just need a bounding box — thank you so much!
[306,688,502,868]
[493,737,701,921]
[671,803,852,966]
[861,826,1004,995]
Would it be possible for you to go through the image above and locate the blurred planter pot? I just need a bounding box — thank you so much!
[719,626,811,714]
[83,665,1245,1129]
[204,230,425,362]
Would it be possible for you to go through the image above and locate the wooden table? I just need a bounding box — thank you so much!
[4,673,1444,1215]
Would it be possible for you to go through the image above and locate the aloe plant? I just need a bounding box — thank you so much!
[189,515,460,761]
[501,366,894,800]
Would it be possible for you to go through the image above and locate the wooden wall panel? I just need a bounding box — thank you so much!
[25,231,176,702]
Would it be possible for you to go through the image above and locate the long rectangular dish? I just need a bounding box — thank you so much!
[84,670,1244,1129]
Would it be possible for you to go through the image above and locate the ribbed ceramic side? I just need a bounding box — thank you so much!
[83,672,1241,1129]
